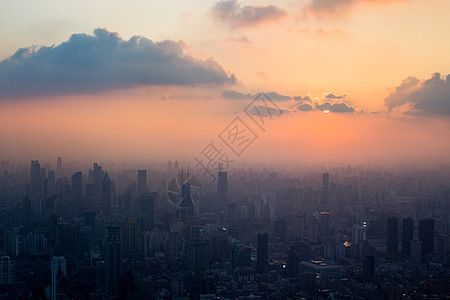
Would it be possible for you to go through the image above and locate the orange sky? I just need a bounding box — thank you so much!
[0,0,449,165]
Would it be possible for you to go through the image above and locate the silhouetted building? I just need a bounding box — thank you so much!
[387,217,398,254]
[139,193,156,231]
[362,255,374,282]
[30,160,42,197]
[419,218,434,257]
[274,218,287,242]
[321,172,329,208]
[23,194,33,226]
[287,248,298,277]
[410,239,422,264]
[105,225,122,292]
[256,233,268,274]
[138,169,147,194]
[71,171,82,211]
[402,217,414,256]
[0,256,14,285]
[218,171,228,212]
[102,172,112,216]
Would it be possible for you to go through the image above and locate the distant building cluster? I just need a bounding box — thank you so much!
[0,158,449,299]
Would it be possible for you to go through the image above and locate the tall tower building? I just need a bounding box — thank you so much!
[217,171,228,212]
[105,225,122,292]
[23,194,33,226]
[402,217,414,256]
[139,193,155,231]
[256,233,268,274]
[138,170,147,194]
[387,217,398,254]
[51,256,67,300]
[0,256,14,285]
[274,218,287,243]
[72,172,82,212]
[30,160,42,197]
[321,172,330,208]
[419,218,434,257]
[56,157,62,177]
[102,172,112,216]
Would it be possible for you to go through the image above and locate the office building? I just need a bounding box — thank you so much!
[419,218,434,256]
[105,225,122,292]
[218,171,228,212]
[402,217,414,256]
[256,233,268,274]
[387,217,398,254]
[138,169,147,194]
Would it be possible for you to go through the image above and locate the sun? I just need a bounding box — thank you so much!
[323,110,330,114]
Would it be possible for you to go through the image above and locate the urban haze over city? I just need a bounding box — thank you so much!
[0,0,450,299]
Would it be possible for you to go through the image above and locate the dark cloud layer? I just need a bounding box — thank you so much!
[0,28,235,99]
[212,0,286,27]
[297,103,314,111]
[222,90,291,101]
[325,93,346,99]
[316,101,355,113]
[384,72,450,115]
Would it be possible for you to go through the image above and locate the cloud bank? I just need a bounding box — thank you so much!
[384,72,450,116]
[0,28,236,99]
[212,0,287,27]
[222,90,291,101]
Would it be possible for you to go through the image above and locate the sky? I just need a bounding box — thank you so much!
[0,0,449,165]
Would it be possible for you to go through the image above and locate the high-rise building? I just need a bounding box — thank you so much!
[287,247,298,277]
[139,193,156,231]
[387,217,398,254]
[308,217,319,244]
[256,233,268,274]
[402,217,414,256]
[362,255,374,282]
[410,239,422,264]
[56,157,62,177]
[138,170,147,194]
[218,171,228,212]
[274,218,287,243]
[23,194,33,226]
[30,160,42,197]
[105,225,122,292]
[322,172,330,208]
[72,172,82,212]
[0,256,14,285]
[177,179,194,220]
[320,212,331,243]
[419,218,434,257]
[102,172,112,216]
[51,256,67,300]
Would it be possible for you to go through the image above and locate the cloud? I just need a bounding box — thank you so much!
[384,73,450,116]
[222,90,291,101]
[297,103,314,111]
[212,0,287,27]
[304,0,405,17]
[316,101,355,113]
[325,93,346,99]
[294,95,311,101]
[0,28,235,99]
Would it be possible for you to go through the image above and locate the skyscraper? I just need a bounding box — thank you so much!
[30,160,42,197]
[102,172,112,216]
[139,193,155,231]
[23,194,33,226]
[321,172,330,208]
[402,217,414,256]
[274,218,287,243]
[56,156,62,177]
[387,217,398,254]
[72,172,82,212]
[218,171,228,212]
[419,218,434,257]
[105,225,122,292]
[138,170,147,194]
[256,233,268,274]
